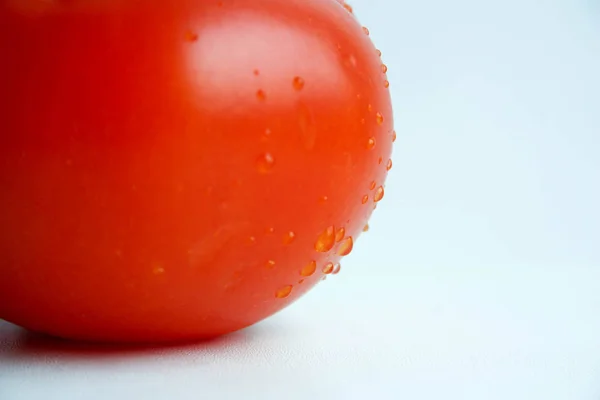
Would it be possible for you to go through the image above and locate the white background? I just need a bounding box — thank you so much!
[2,0,600,398]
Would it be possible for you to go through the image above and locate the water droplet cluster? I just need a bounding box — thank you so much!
[245,45,396,299]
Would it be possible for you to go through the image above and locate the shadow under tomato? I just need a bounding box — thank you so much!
[0,318,266,363]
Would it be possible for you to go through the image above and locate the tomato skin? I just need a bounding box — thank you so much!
[0,0,393,342]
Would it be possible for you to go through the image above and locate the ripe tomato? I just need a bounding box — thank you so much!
[0,0,394,343]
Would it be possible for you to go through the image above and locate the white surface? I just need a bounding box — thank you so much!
[2,0,600,399]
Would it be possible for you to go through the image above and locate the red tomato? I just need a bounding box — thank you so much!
[0,0,394,343]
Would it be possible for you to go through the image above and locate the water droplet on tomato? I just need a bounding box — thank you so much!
[367,137,376,149]
[361,195,369,204]
[343,54,358,68]
[370,181,377,190]
[256,89,266,101]
[323,262,334,274]
[297,101,316,150]
[314,226,335,252]
[376,49,382,57]
[381,64,388,73]
[185,31,198,42]
[283,231,296,245]
[343,3,353,13]
[392,130,397,142]
[266,227,275,234]
[376,112,384,125]
[275,285,293,298]
[378,156,383,164]
[153,266,165,275]
[256,153,275,173]
[367,104,373,112]
[362,26,370,35]
[266,260,276,269]
[386,159,393,171]
[332,263,341,275]
[384,80,390,88]
[335,227,345,242]
[319,195,329,203]
[293,76,305,91]
[374,186,385,202]
[301,260,317,277]
[337,236,354,256]
[363,224,370,232]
